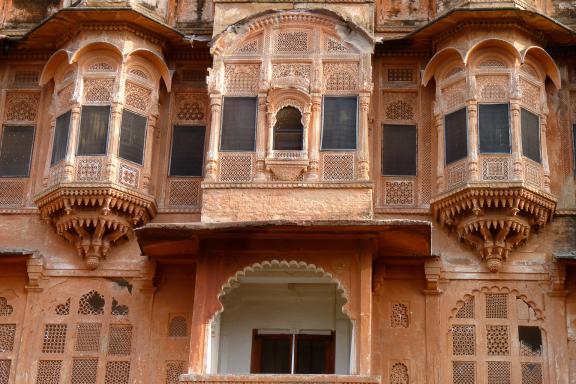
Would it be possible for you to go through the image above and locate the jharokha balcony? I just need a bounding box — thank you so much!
[423,39,560,272]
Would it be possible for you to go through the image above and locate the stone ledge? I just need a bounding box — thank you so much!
[180,374,381,384]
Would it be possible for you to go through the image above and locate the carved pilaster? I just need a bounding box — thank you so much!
[540,113,551,192]
[105,102,123,182]
[205,95,222,181]
[254,94,268,182]
[305,95,322,181]
[357,94,370,181]
[142,114,157,194]
[434,106,445,191]
[467,100,479,181]
[64,105,81,182]
[510,99,523,180]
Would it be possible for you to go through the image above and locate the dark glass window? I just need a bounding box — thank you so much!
[119,110,147,165]
[251,332,334,374]
[382,124,417,176]
[77,106,110,155]
[518,326,542,355]
[295,334,334,374]
[479,104,510,153]
[169,125,206,177]
[521,109,541,163]
[220,97,257,151]
[574,125,576,175]
[444,108,468,164]
[0,125,35,177]
[321,96,357,150]
[274,107,303,150]
[51,111,71,166]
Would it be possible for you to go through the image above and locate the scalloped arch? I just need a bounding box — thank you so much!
[464,38,522,66]
[40,49,73,86]
[212,9,373,55]
[449,286,544,321]
[212,259,351,324]
[70,42,123,64]
[522,46,561,89]
[422,47,465,86]
[126,49,173,92]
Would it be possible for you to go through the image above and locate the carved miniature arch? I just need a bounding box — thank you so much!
[81,54,120,74]
[268,88,312,129]
[448,286,544,321]
[126,49,173,92]
[212,8,373,56]
[521,46,561,89]
[463,38,522,66]
[70,42,123,67]
[40,49,73,86]
[422,47,465,86]
[212,259,351,323]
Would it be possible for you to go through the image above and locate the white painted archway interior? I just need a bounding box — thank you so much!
[208,264,352,374]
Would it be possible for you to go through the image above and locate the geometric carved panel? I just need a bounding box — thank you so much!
[383,92,417,121]
[452,325,475,356]
[0,180,26,208]
[219,153,253,182]
[117,163,139,189]
[486,325,510,356]
[322,153,355,181]
[166,360,186,384]
[4,93,40,122]
[383,180,414,206]
[324,63,358,93]
[167,179,201,208]
[76,158,104,182]
[390,303,409,328]
[482,157,510,181]
[390,362,409,384]
[487,361,510,384]
[83,79,114,103]
[0,360,9,384]
[36,360,62,384]
[453,361,475,384]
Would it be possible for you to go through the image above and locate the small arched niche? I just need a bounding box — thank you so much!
[273,106,304,151]
[209,261,352,375]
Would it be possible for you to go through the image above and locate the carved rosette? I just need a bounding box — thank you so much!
[35,184,157,269]
[432,185,556,272]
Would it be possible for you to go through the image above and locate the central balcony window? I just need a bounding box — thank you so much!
[273,106,304,151]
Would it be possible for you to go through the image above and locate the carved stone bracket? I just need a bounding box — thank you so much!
[35,184,157,269]
[432,184,556,272]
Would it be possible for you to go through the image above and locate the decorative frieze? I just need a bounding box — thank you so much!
[224,64,260,95]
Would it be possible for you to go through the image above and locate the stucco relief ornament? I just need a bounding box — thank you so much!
[207,67,223,94]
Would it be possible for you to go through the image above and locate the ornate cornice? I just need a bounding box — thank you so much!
[432,183,556,272]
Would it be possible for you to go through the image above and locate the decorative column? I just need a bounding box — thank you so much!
[423,257,442,384]
[357,94,370,181]
[105,102,123,182]
[302,106,310,154]
[305,95,321,181]
[357,248,373,374]
[510,99,523,180]
[64,104,81,181]
[43,118,56,187]
[434,103,445,191]
[541,109,551,192]
[266,103,274,158]
[254,94,268,181]
[467,100,480,181]
[142,114,157,194]
[205,95,222,181]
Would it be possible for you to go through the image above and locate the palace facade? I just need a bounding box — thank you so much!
[0,0,576,383]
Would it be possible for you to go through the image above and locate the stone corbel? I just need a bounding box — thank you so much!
[424,256,443,294]
[548,261,566,296]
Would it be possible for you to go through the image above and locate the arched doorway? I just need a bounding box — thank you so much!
[209,261,352,375]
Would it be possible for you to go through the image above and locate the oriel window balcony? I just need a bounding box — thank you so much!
[33,41,171,269]
[423,39,560,271]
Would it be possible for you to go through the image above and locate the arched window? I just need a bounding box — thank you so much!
[273,106,303,151]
